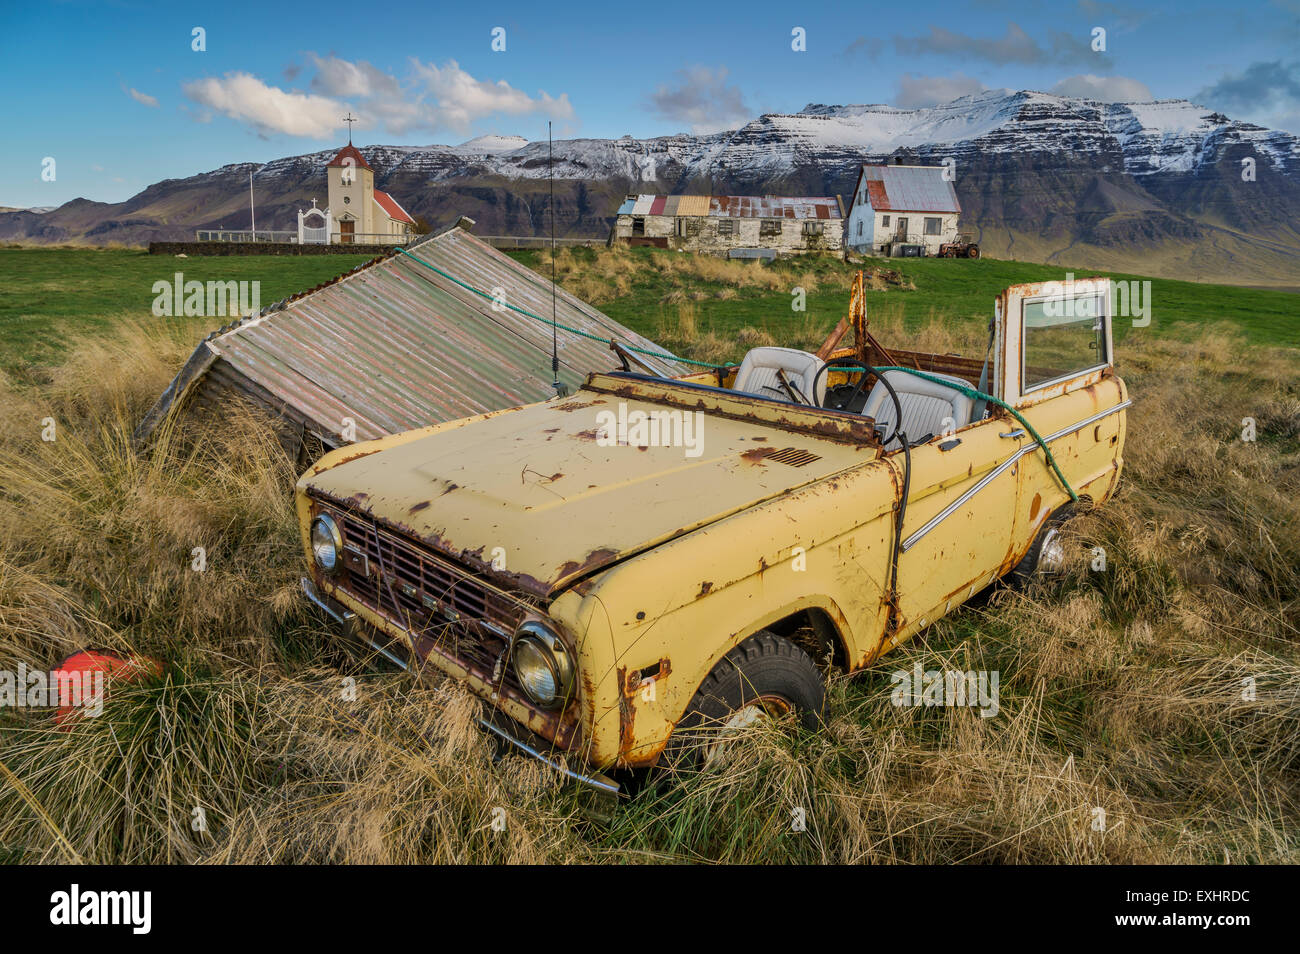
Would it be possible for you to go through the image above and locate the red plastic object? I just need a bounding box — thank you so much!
[52,650,163,727]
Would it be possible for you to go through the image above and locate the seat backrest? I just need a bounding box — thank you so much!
[861,370,975,443]
[732,347,826,406]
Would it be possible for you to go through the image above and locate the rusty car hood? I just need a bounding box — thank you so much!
[304,377,876,596]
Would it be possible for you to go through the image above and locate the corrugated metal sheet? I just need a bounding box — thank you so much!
[621,194,841,220]
[141,225,690,449]
[615,197,637,215]
[676,194,710,216]
[860,165,961,214]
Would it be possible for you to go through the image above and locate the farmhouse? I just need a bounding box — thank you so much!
[844,164,961,257]
[609,194,845,255]
[296,142,416,245]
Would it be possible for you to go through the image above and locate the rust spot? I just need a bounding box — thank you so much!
[751,436,768,441]
[555,547,620,584]
[741,447,776,464]
[409,501,431,514]
[554,399,602,412]
[575,429,600,441]
[698,580,713,597]
[438,482,459,497]
[1029,492,1042,521]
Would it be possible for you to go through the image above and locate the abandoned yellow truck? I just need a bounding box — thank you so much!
[297,276,1129,791]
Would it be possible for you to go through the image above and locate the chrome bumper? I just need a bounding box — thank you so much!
[300,577,620,796]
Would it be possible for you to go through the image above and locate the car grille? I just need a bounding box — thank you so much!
[312,495,536,697]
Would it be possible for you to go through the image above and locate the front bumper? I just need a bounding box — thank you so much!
[300,577,620,795]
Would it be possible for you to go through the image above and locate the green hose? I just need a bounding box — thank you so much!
[870,365,1077,502]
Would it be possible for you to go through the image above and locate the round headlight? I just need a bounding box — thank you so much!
[310,514,343,573]
[511,621,575,709]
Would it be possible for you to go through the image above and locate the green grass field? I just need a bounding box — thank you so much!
[0,248,377,373]
[0,247,1293,379]
[509,247,1299,350]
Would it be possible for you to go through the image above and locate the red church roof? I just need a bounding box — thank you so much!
[327,143,372,170]
[373,188,415,225]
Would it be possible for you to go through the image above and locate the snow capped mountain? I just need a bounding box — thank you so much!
[229,89,1299,186]
[5,89,1298,285]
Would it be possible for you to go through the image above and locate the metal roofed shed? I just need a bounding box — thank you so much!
[136,221,690,458]
[610,193,846,255]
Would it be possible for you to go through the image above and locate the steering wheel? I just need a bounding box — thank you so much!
[811,359,904,448]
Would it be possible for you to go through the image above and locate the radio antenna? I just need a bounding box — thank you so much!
[549,122,567,397]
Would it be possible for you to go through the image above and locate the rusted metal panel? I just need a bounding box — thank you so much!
[649,195,667,216]
[861,165,961,214]
[143,225,689,448]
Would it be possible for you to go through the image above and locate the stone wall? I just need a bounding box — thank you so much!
[148,242,398,257]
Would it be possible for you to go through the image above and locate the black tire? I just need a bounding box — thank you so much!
[1007,509,1071,589]
[967,245,980,259]
[664,631,825,772]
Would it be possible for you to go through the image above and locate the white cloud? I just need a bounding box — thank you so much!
[646,66,752,134]
[183,57,574,139]
[182,72,345,138]
[127,87,159,108]
[1050,74,1154,102]
[895,73,987,108]
[409,58,574,133]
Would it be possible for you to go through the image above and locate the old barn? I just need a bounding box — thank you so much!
[609,194,845,256]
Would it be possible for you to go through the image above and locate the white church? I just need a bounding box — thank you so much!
[298,141,416,245]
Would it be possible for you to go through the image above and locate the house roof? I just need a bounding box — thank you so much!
[852,165,961,214]
[136,224,690,449]
[616,194,841,220]
[373,188,415,225]
[327,143,372,170]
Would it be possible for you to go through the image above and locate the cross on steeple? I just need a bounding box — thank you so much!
[342,112,358,143]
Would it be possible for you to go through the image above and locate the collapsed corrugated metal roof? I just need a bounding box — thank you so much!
[855,165,961,214]
[616,194,841,219]
[136,222,690,453]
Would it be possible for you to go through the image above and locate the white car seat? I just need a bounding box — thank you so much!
[732,347,826,406]
[861,370,975,443]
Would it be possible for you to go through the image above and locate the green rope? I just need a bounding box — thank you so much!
[397,248,1075,499]
[866,364,1077,502]
[396,246,732,369]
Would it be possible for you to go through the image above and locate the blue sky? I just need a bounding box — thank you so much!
[3,0,1299,207]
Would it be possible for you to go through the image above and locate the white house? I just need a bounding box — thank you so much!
[844,164,961,257]
[298,143,416,245]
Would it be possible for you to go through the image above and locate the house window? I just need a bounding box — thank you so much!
[717,218,735,235]
[857,220,863,237]
[881,215,890,227]
[801,221,824,236]
[924,217,942,235]
[631,217,645,236]
[759,219,782,238]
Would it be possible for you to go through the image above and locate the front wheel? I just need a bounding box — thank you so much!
[664,631,825,772]
[1007,510,1071,589]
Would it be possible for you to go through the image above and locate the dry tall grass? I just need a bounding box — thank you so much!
[0,316,1296,863]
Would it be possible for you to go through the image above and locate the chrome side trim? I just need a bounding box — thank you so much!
[900,399,1131,551]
